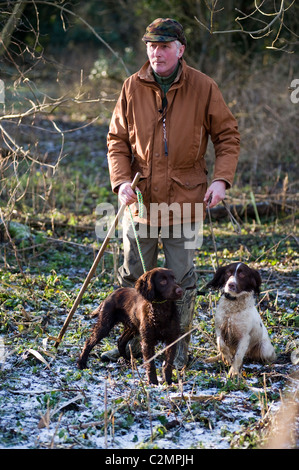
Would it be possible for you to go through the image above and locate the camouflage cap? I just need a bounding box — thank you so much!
[142,18,187,47]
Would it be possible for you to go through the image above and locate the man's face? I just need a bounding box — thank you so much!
[146,41,185,77]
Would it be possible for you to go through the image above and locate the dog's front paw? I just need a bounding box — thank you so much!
[148,377,159,385]
[219,353,233,366]
[162,370,173,385]
[228,365,241,378]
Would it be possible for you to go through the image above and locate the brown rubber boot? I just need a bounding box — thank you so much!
[101,336,142,362]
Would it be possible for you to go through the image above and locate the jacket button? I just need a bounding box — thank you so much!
[155,152,159,157]
[153,186,158,191]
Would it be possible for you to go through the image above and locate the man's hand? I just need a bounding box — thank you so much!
[204,180,226,208]
[118,182,138,206]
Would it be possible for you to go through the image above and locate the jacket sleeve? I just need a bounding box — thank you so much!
[107,83,133,193]
[207,82,240,188]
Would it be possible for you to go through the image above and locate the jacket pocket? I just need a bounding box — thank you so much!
[131,159,149,187]
[170,169,207,205]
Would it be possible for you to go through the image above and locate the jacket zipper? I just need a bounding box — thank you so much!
[162,117,168,156]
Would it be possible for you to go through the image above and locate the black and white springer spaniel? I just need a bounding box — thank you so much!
[206,262,276,377]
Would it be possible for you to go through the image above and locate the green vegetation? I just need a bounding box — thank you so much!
[0,192,298,448]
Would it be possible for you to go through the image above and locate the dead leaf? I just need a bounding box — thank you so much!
[38,408,51,429]
[25,348,51,369]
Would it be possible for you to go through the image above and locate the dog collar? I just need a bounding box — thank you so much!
[223,292,237,301]
[152,299,168,304]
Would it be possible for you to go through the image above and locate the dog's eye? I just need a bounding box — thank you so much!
[238,272,245,278]
[160,279,167,286]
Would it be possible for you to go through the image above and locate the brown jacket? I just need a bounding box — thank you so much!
[107,59,240,224]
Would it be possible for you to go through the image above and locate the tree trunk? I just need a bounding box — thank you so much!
[0,0,26,57]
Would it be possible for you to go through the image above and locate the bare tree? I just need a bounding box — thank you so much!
[0,0,127,266]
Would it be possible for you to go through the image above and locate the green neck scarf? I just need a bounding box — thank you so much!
[153,62,180,97]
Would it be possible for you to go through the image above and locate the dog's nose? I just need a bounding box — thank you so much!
[228,282,237,291]
[176,287,183,297]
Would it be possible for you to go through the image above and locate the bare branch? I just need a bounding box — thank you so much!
[0,122,62,171]
[195,0,285,36]
[195,0,297,52]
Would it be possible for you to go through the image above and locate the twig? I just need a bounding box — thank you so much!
[170,392,225,403]
[0,122,62,171]
[49,412,63,449]
[69,420,103,431]
[254,234,293,263]
[0,207,31,291]
[142,326,199,367]
[147,390,154,442]
[104,380,108,448]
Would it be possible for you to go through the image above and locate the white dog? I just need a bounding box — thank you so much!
[206,262,276,377]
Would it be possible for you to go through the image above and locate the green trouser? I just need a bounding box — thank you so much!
[118,215,199,290]
[112,215,199,368]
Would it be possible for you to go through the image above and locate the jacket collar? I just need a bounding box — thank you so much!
[138,58,185,87]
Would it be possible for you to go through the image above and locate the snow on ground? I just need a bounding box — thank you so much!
[0,328,297,450]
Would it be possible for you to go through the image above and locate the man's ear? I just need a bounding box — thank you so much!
[178,44,185,59]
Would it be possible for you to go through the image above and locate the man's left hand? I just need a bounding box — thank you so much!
[204,180,226,208]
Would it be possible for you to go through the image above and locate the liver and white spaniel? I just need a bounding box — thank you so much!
[206,262,276,377]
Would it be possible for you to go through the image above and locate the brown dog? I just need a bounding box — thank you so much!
[77,268,183,384]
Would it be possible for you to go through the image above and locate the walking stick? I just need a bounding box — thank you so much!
[54,172,141,349]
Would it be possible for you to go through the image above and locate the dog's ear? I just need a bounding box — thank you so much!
[206,266,227,289]
[135,271,156,301]
[251,268,262,295]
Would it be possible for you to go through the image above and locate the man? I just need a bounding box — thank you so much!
[104,18,240,368]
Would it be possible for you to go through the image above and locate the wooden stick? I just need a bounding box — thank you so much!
[54,172,141,348]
